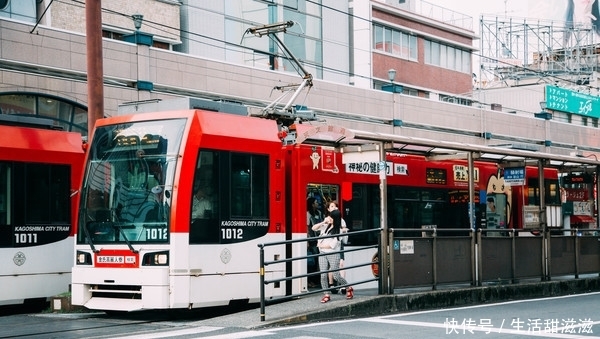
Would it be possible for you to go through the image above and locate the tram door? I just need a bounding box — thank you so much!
[305,183,340,287]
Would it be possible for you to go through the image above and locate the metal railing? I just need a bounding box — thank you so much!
[391,227,600,289]
[258,226,600,321]
[258,228,381,321]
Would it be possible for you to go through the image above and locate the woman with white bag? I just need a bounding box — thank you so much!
[312,208,353,303]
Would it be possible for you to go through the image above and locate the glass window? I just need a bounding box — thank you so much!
[401,33,409,59]
[431,41,440,65]
[190,150,270,244]
[231,153,269,218]
[305,0,321,16]
[0,94,35,115]
[10,163,70,225]
[454,48,461,71]
[78,118,187,245]
[283,0,298,9]
[0,93,88,136]
[190,150,220,243]
[409,35,417,60]
[440,44,447,68]
[384,27,392,53]
[37,97,59,120]
[0,0,36,23]
[393,30,402,56]
[374,25,384,51]
[424,40,470,73]
[374,25,417,61]
[0,163,7,227]
[0,162,72,248]
[462,50,471,73]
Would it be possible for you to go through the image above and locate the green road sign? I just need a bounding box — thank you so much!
[545,85,599,118]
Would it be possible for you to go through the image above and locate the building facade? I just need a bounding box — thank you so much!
[1,0,600,157]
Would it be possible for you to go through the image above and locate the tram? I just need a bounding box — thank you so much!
[71,107,559,311]
[0,118,84,307]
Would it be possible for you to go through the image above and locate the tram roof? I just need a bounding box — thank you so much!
[293,124,600,171]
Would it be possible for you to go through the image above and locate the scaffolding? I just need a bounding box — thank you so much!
[479,15,599,89]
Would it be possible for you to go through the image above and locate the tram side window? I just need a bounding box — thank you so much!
[346,184,381,246]
[231,153,268,218]
[190,150,269,244]
[11,163,70,225]
[190,151,219,243]
[527,178,561,205]
[0,163,7,226]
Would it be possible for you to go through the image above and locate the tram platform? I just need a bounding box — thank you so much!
[196,276,600,329]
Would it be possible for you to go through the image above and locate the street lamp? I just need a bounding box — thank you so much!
[535,100,552,120]
[132,14,143,31]
[382,68,402,93]
[123,13,154,47]
[388,69,396,83]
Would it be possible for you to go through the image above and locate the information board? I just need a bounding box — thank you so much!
[545,85,600,118]
[503,167,525,186]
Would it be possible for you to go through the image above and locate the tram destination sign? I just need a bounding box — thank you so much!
[545,85,600,118]
[503,167,525,186]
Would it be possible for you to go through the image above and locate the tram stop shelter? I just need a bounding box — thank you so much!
[292,123,600,293]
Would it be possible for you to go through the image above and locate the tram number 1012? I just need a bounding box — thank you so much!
[221,228,243,240]
[145,228,167,241]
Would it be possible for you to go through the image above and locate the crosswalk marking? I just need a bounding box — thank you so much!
[192,330,276,339]
[107,326,223,339]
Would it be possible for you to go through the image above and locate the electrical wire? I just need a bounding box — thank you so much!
[36,1,600,100]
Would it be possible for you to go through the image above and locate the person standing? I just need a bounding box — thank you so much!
[312,208,353,303]
[326,201,348,294]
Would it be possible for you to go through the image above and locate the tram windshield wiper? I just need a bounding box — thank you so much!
[82,221,98,253]
[113,223,139,253]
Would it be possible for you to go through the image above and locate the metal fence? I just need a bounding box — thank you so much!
[258,228,381,321]
[258,227,600,321]
[391,228,600,289]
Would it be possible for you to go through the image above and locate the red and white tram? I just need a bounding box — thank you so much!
[72,108,559,311]
[0,121,84,307]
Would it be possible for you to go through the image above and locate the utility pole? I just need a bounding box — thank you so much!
[86,0,104,137]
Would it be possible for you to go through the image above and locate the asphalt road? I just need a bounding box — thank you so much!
[3,292,600,338]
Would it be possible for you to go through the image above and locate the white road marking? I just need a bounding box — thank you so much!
[106,326,224,339]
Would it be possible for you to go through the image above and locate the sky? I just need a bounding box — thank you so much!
[438,0,569,32]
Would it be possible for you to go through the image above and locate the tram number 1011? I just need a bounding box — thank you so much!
[15,233,38,244]
[221,228,243,240]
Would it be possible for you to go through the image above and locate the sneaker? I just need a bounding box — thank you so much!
[346,287,354,300]
[339,287,346,295]
[329,284,337,294]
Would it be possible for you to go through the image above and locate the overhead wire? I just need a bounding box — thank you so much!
[34,1,600,101]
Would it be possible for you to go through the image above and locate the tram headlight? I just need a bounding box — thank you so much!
[76,250,92,265]
[142,251,169,266]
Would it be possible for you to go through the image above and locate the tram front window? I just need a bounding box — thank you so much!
[77,119,186,245]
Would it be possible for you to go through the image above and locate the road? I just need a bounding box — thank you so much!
[2,292,600,338]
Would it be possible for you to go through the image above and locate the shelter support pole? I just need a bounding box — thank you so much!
[379,142,391,294]
[539,159,549,280]
[596,166,600,233]
[468,152,475,230]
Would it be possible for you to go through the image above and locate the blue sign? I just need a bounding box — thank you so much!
[504,167,525,185]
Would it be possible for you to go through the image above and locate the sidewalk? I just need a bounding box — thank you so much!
[192,276,600,329]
